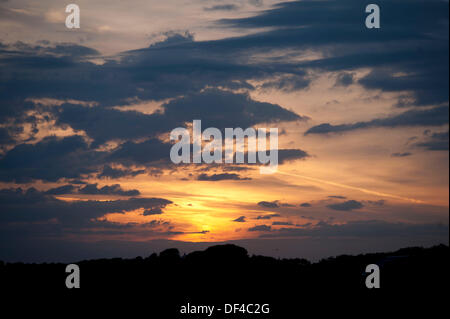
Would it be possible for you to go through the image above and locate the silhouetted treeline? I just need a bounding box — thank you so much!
[1,244,448,317]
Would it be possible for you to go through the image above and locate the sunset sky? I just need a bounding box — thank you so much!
[0,0,448,262]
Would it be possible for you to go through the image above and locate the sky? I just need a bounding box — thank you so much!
[0,0,448,262]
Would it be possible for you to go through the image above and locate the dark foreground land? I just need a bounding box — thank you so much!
[1,244,448,317]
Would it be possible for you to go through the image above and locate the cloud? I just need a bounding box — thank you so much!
[241,148,309,166]
[257,201,279,208]
[255,214,281,220]
[300,203,312,207]
[278,149,310,164]
[0,135,104,183]
[0,33,310,131]
[0,127,14,145]
[305,105,449,135]
[0,187,172,224]
[204,5,239,12]
[296,222,312,228]
[327,200,364,211]
[98,165,146,179]
[70,179,87,185]
[0,41,99,60]
[248,225,272,232]
[79,184,140,196]
[143,207,164,216]
[3,1,445,186]
[367,200,386,207]
[220,0,448,107]
[272,221,293,226]
[197,173,251,181]
[0,0,447,263]
[248,0,263,7]
[106,138,173,166]
[233,216,246,223]
[261,220,449,239]
[0,133,176,183]
[391,152,413,157]
[280,203,295,208]
[45,185,77,195]
[335,72,355,87]
[1,0,448,116]
[149,31,195,49]
[51,89,303,147]
[54,104,171,146]
[0,131,308,183]
[416,130,449,151]
[161,89,304,130]
[259,74,311,92]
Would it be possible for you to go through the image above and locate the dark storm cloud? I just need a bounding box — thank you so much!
[79,184,140,196]
[300,203,312,207]
[0,187,172,224]
[197,173,251,181]
[305,105,449,135]
[327,200,364,211]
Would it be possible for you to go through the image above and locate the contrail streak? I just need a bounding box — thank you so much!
[276,170,425,204]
